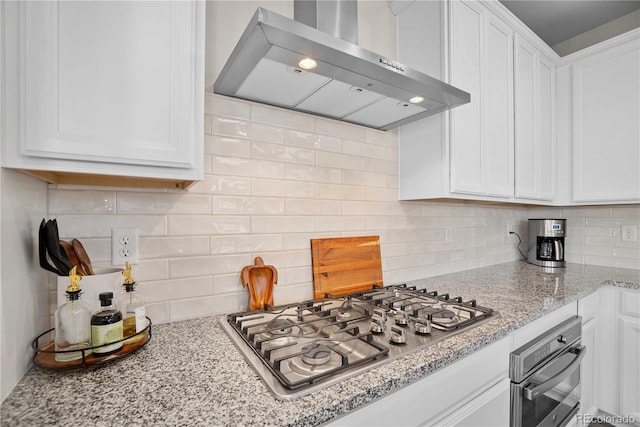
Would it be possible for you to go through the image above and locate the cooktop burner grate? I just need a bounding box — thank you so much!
[222,284,496,399]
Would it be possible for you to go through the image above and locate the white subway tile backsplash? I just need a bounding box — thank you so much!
[286,199,342,216]
[365,187,399,202]
[251,103,315,131]
[316,216,365,232]
[341,139,387,160]
[274,283,314,305]
[168,215,250,236]
[129,259,170,282]
[316,183,366,201]
[611,206,640,217]
[55,215,166,238]
[212,156,284,179]
[212,196,285,215]
[170,292,246,321]
[283,233,335,250]
[204,135,251,157]
[117,192,211,215]
[252,178,315,198]
[140,236,210,259]
[188,175,251,196]
[251,216,315,233]
[364,128,397,146]
[365,158,397,175]
[138,276,213,304]
[205,95,251,120]
[342,170,387,188]
[213,273,243,295]
[48,96,639,326]
[212,116,284,144]
[316,150,366,171]
[315,117,365,141]
[211,234,283,254]
[251,141,314,165]
[285,164,342,183]
[145,302,170,325]
[49,190,115,214]
[285,130,341,152]
[169,254,251,279]
[284,266,313,285]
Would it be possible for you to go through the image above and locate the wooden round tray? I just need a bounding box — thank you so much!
[32,317,152,369]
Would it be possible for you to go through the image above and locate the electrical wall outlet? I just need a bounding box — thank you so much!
[621,225,637,242]
[112,228,139,266]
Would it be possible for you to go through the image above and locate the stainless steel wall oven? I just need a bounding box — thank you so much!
[510,316,585,427]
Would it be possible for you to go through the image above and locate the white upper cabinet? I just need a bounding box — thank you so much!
[2,1,204,189]
[514,35,556,202]
[449,1,514,198]
[397,0,516,202]
[565,31,640,204]
[397,1,638,207]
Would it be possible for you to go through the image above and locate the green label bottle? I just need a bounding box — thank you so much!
[91,292,123,356]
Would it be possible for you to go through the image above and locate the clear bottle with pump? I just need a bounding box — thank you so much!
[91,292,123,356]
[55,267,92,362]
[119,262,146,343]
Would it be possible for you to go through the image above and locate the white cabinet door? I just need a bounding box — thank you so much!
[449,1,513,198]
[619,316,640,421]
[2,1,204,188]
[449,0,484,196]
[326,338,510,426]
[434,378,510,427]
[571,36,640,203]
[484,15,514,198]
[618,289,640,421]
[597,286,640,420]
[578,291,601,419]
[514,35,556,201]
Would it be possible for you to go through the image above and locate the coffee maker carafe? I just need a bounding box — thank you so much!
[527,219,566,268]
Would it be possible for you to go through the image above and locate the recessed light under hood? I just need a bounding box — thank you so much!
[213,1,470,131]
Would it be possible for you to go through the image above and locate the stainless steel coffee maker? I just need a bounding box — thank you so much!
[527,219,566,268]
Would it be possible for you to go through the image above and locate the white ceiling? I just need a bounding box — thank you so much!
[499,0,640,47]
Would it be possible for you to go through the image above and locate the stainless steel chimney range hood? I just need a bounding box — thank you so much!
[214,1,470,131]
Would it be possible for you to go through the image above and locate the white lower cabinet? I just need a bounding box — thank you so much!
[327,289,639,426]
[581,286,640,425]
[326,338,510,427]
[617,289,640,422]
[577,291,601,422]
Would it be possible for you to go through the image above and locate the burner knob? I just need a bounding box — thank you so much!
[390,326,406,345]
[414,318,432,335]
[370,315,385,334]
[395,311,409,326]
[373,308,387,322]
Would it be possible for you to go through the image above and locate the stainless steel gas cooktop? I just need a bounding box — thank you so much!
[220,284,496,400]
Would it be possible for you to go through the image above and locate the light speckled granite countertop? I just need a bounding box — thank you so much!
[2,261,639,426]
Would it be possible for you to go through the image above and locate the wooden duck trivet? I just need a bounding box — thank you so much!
[241,257,278,310]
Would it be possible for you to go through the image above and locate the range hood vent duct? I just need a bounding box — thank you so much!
[213,0,470,131]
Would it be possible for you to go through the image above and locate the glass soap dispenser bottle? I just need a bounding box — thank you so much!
[119,262,146,343]
[91,292,123,356]
[55,266,92,362]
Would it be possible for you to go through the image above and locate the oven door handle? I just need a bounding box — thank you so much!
[523,345,586,401]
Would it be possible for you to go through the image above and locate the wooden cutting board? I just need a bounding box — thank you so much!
[311,236,383,299]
